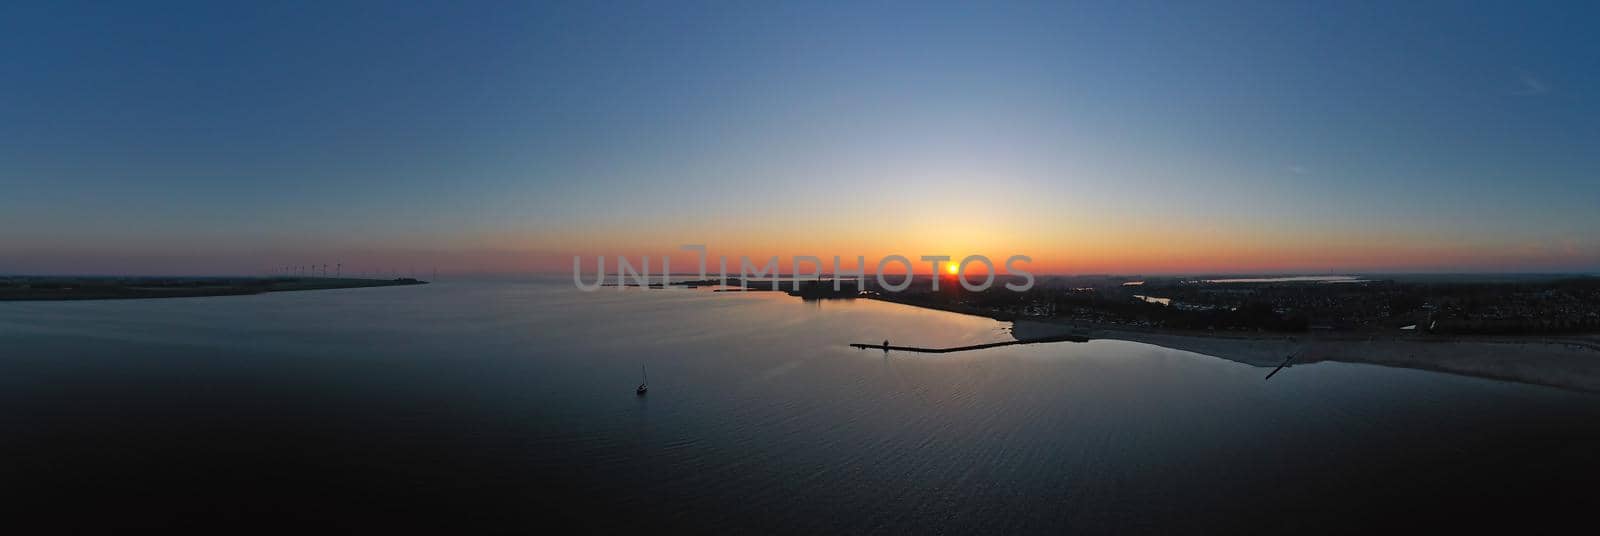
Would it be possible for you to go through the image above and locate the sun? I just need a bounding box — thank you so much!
[946,263,959,275]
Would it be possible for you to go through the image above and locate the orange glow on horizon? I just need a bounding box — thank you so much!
[474,219,1598,276]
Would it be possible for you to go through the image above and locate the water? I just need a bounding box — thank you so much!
[1133,294,1171,306]
[3,278,1598,533]
[1200,275,1366,284]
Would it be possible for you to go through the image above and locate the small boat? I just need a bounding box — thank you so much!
[636,365,649,395]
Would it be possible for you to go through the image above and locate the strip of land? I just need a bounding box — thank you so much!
[854,293,1600,392]
[0,277,427,301]
[1011,318,1600,393]
[849,333,1089,353]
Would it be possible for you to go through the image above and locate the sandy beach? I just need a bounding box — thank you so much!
[1012,319,1600,392]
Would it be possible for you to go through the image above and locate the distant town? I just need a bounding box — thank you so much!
[716,273,1600,336]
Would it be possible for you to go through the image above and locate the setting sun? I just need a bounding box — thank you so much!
[946,263,959,275]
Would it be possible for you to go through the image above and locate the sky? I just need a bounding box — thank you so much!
[2,1,1597,276]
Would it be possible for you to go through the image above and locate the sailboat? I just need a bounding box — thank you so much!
[636,365,649,395]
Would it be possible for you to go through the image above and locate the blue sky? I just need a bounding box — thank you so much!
[2,1,1596,274]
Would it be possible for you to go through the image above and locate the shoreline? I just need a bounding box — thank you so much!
[1018,320,1600,393]
[0,277,428,302]
[864,295,1600,393]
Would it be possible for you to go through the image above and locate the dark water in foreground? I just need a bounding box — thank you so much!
[3,279,1598,533]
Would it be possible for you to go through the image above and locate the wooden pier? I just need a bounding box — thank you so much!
[850,333,1090,354]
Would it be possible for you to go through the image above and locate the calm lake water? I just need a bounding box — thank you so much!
[3,278,1598,533]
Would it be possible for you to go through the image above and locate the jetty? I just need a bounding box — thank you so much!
[850,333,1090,354]
[1264,354,1297,380]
